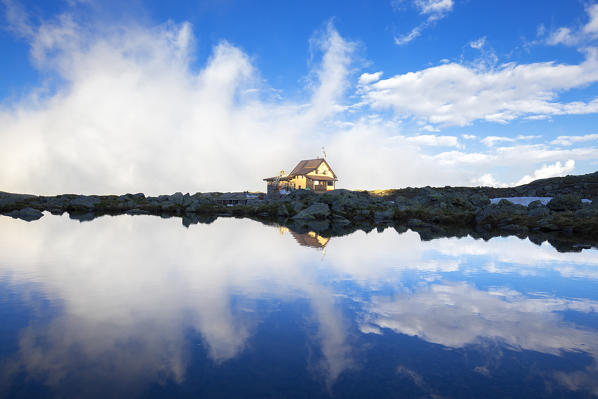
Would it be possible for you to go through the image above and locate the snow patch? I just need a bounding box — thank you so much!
[490,197,593,206]
[490,197,552,206]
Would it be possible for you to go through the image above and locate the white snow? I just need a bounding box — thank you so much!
[490,197,593,206]
[490,197,552,206]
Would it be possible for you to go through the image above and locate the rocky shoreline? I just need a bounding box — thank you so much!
[2,172,598,253]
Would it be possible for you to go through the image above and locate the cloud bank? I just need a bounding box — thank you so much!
[0,3,597,194]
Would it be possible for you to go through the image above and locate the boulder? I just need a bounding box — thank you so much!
[527,206,550,217]
[292,203,330,220]
[186,197,214,212]
[407,218,426,227]
[547,194,582,212]
[536,216,559,231]
[277,203,289,217]
[575,208,598,218]
[126,209,150,215]
[289,201,304,214]
[500,224,529,234]
[374,209,395,221]
[475,202,527,224]
[169,192,185,205]
[69,196,99,211]
[287,189,317,202]
[528,200,544,209]
[332,215,352,225]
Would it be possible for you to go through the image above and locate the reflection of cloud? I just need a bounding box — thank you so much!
[0,215,354,392]
[361,282,598,356]
[1,214,598,394]
[2,314,188,398]
[428,235,598,279]
[360,281,598,396]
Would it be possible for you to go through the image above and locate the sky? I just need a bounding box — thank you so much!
[1,0,598,195]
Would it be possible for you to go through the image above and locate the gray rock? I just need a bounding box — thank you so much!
[0,197,18,208]
[292,203,330,220]
[332,215,352,225]
[170,192,185,205]
[547,195,582,212]
[374,209,394,221]
[289,201,304,214]
[575,208,597,218]
[3,207,43,221]
[407,218,426,227]
[528,200,544,209]
[475,202,527,224]
[160,201,179,212]
[126,209,150,215]
[501,224,529,234]
[537,216,559,231]
[69,196,99,211]
[528,206,550,217]
[277,204,289,217]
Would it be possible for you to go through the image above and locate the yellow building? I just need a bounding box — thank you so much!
[264,158,338,194]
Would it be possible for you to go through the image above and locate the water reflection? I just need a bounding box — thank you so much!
[0,213,597,397]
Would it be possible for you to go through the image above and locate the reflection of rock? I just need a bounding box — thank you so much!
[2,207,43,221]
[69,212,97,222]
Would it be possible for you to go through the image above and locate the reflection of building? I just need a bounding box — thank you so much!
[279,227,330,249]
[264,158,338,195]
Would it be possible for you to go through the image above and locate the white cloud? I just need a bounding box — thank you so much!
[0,12,359,194]
[584,3,598,35]
[394,25,425,45]
[480,135,539,147]
[551,133,598,146]
[414,0,453,17]
[547,27,577,46]
[360,49,598,126]
[480,136,515,146]
[394,0,454,45]
[405,134,459,146]
[0,4,596,194]
[421,124,440,132]
[469,36,486,49]
[515,160,575,185]
[547,4,598,46]
[471,173,507,187]
[358,71,383,85]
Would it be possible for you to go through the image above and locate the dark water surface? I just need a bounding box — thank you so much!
[1,214,598,398]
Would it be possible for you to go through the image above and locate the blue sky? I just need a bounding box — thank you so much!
[1,0,597,194]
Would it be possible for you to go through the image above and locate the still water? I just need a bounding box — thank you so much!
[1,213,598,398]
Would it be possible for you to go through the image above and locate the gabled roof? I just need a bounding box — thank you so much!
[288,158,337,178]
[263,176,291,181]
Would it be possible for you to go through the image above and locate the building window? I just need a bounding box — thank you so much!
[327,181,333,186]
